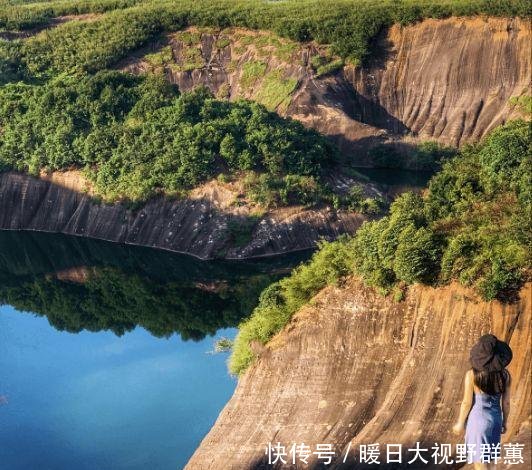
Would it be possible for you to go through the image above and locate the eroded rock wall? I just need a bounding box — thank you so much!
[294,17,530,159]
[124,17,530,162]
[186,280,531,469]
[344,17,531,147]
[0,172,366,260]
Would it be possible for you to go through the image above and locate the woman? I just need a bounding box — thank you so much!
[452,334,512,469]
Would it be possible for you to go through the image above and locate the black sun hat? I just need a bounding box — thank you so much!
[470,334,513,372]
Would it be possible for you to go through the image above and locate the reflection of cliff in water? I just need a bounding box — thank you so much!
[0,231,310,340]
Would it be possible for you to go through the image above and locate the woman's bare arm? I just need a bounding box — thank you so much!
[502,371,511,434]
[453,369,474,434]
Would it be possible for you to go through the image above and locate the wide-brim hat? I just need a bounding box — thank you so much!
[470,334,513,372]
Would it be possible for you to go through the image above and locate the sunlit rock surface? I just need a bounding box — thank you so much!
[186,280,531,469]
[121,17,530,161]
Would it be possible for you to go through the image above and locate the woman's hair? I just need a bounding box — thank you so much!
[472,368,508,395]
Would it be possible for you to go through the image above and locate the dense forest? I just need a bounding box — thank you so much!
[0,71,338,204]
[1,0,528,205]
[1,1,530,75]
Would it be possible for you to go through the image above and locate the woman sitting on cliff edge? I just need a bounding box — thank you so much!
[453,334,512,469]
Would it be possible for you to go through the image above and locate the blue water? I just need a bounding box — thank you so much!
[0,231,308,469]
[0,305,237,470]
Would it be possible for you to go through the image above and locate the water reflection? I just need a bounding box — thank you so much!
[0,231,310,340]
[0,305,238,470]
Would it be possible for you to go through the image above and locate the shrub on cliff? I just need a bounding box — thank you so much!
[230,120,531,374]
[356,120,530,300]
[393,225,442,284]
[349,191,444,288]
[230,238,356,374]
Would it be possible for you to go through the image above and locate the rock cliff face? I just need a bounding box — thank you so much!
[0,172,367,260]
[186,280,531,469]
[121,17,530,162]
[342,17,530,150]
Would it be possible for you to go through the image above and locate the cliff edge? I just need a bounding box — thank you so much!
[1,16,529,257]
[0,171,367,260]
[186,280,531,469]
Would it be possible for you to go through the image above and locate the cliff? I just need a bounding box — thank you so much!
[0,171,367,260]
[121,17,530,161]
[186,279,531,469]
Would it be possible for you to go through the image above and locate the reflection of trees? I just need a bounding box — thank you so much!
[0,268,272,340]
[0,232,308,340]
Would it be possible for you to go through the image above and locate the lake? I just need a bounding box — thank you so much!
[0,231,309,470]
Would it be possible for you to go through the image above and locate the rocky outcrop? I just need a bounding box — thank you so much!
[344,17,531,147]
[293,16,530,160]
[0,171,368,260]
[186,279,531,469]
[122,18,530,163]
[3,17,527,255]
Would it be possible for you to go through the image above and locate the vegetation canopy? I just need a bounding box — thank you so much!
[1,1,530,76]
[0,71,336,202]
[1,0,529,205]
[230,120,532,375]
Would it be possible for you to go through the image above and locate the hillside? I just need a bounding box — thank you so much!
[120,17,530,158]
[1,2,530,469]
[184,87,530,468]
[0,1,530,258]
